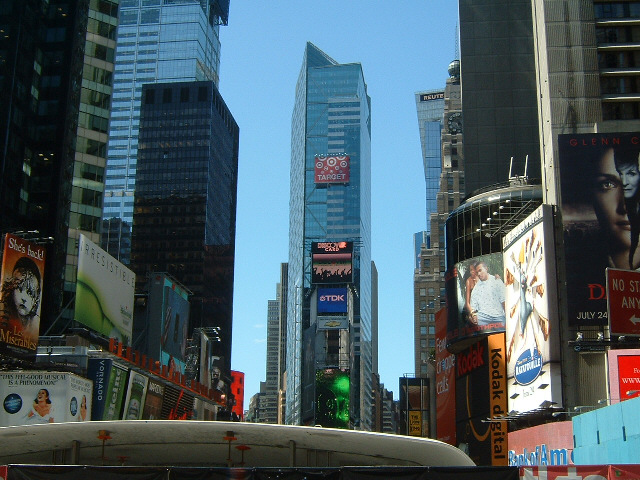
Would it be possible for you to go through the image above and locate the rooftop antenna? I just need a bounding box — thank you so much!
[454,22,460,60]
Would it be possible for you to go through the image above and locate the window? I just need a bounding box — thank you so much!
[163,88,172,103]
[419,288,426,297]
[420,326,427,335]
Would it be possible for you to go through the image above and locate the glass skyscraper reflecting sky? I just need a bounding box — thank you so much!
[287,43,372,429]
[102,0,227,263]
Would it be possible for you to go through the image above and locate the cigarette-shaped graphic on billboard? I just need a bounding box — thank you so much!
[74,234,135,343]
[0,234,46,360]
[0,372,92,426]
[559,133,640,325]
[314,154,350,184]
[503,205,562,413]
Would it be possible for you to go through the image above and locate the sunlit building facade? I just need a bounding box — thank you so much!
[286,43,372,429]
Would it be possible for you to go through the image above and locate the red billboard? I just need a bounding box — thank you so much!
[435,308,456,445]
[559,133,640,326]
[606,268,640,335]
[508,421,573,466]
[607,349,640,403]
[314,155,350,184]
[0,234,46,360]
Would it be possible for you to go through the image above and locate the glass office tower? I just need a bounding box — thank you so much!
[286,43,372,429]
[415,90,444,234]
[102,0,228,263]
[131,80,238,415]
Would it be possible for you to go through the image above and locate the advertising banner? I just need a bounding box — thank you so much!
[503,205,562,413]
[435,308,456,445]
[519,465,640,480]
[0,372,92,426]
[314,154,350,184]
[122,371,149,420]
[447,253,505,348]
[312,242,353,284]
[102,362,128,420]
[558,133,640,326]
[456,337,491,465]
[0,233,46,360]
[606,268,640,335]
[315,368,349,429]
[605,349,640,402]
[317,287,348,314]
[488,334,508,466]
[87,357,112,420]
[142,378,164,420]
[75,234,135,343]
[509,421,573,467]
[317,316,348,330]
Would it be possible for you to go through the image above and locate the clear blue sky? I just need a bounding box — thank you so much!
[220,2,460,403]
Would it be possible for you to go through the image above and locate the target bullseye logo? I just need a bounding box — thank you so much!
[314,154,350,184]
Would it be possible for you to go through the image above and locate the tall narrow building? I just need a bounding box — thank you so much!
[130,80,238,412]
[0,0,119,333]
[102,0,229,263]
[286,43,373,429]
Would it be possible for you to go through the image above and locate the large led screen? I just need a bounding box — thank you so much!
[315,368,349,429]
[312,242,353,284]
[74,234,135,343]
[447,253,505,348]
[0,234,46,360]
[314,155,350,184]
[559,133,640,325]
[503,205,562,413]
[317,287,348,314]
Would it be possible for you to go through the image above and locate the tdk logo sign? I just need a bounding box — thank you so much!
[318,287,348,314]
[320,294,345,302]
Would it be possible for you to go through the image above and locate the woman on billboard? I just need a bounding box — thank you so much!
[0,256,42,337]
[614,148,640,269]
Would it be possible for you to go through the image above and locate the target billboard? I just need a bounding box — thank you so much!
[314,155,350,184]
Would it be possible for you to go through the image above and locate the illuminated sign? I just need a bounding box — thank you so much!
[318,287,348,314]
[314,155,350,184]
[315,369,350,429]
[420,92,445,101]
[312,242,353,284]
[317,316,348,330]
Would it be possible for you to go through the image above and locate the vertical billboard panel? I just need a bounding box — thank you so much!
[315,368,349,429]
[0,234,46,360]
[317,287,348,314]
[559,133,640,325]
[488,333,508,466]
[447,253,506,348]
[455,337,491,465]
[122,371,149,420]
[102,362,128,420]
[75,234,135,343]
[435,308,456,445]
[314,154,350,184]
[311,242,353,284]
[607,349,640,403]
[0,372,92,426]
[503,205,562,413]
[142,378,164,420]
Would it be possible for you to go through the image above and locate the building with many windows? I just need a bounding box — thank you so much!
[130,80,238,414]
[286,43,373,429]
[102,0,229,264]
[0,0,119,333]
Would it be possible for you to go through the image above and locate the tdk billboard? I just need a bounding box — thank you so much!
[317,288,348,314]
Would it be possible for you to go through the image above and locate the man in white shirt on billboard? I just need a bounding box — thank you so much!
[470,261,506,326]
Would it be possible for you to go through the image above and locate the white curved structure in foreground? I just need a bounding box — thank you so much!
[0,420,474,467]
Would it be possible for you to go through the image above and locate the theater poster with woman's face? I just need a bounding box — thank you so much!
[558,133,640,326]
[0,234,46,360]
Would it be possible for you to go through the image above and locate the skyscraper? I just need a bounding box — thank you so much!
[0,0,119,333]
[286,43,373,429]
[415,90,445,233]
[102,0,229,263]
[131,80,238,403]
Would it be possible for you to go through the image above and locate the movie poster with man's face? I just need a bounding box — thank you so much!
[0,234,46,361]
[559,133,640,326]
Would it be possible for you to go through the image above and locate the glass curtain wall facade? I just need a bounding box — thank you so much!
[415,90,444,233]
[0,0,119,333]
[102,0,225,263]
[131,81,238,413]
[287,43,372,429]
